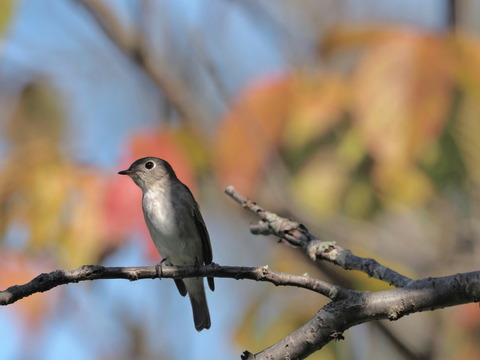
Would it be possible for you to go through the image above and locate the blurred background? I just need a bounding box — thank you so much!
[1,1,480,359]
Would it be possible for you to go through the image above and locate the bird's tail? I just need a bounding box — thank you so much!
[185,278,211,331]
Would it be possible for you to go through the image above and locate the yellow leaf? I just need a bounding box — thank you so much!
[352,30,454,167]
[60,171,106,266]
[284,73,347,150]
[321,27,393,57]
[343,181,374,217]
[0,0,13,34]
[292,151,349,217]
[336,128,366,168]
[454,33,480,97]
[373,164,433,206]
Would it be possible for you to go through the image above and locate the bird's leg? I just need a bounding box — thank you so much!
[155,257,169,279]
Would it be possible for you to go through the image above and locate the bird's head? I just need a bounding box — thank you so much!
[118,157,176,191]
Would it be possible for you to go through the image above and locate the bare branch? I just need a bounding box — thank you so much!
[4,183,476,360]
[225,186,480,358]
[247,271,480,359]
[0,264,344,306]
[72,0,135,52]
[73,0,206,132]
[225,186,412,288]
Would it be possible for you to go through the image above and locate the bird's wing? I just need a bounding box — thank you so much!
[182,184,215,292]
[192,201,212,264]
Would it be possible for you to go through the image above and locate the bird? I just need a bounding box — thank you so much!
[118,157,214,331]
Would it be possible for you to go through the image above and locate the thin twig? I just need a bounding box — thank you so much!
[73,0,206,132]
[225,186,412,287]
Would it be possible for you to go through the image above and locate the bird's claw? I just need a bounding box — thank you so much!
[155,257,169,279]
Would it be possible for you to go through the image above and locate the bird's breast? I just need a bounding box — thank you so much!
[141,186,202,265]
[142,189,180,255]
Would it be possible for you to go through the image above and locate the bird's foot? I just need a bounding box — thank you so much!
[155,257,169,279]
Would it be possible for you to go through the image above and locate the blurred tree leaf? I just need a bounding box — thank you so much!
[0,0,13,35]
[218,28,464,215]
[454,34,480,97]
[6,83,63,144]
[59,171,106,266]
[293,28,457,212]
[320,27,392,57]
[291,149,350,217]
[456,94,480,187]
[0,252,56,329]
[0,83,67,251]
[351,31,454,169]
[284,73,347,151]
[0,82,113,266]
[453,34,480,188]
[215,74,292,193]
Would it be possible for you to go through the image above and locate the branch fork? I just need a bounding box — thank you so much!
[1,186,479,360]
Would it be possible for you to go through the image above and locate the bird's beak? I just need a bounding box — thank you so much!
[118,169,134,175]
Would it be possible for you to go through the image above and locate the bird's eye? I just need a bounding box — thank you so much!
[145,161,155,170]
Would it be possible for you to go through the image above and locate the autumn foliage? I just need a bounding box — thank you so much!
[3,26,480,358]
[215,28,478,218]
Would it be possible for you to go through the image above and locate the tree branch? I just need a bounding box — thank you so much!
[224,186,480,359]
[4,186,477,360]
[0,264,345,306]
[243,271,480,359]
[72,0,207,132]
[225,186,412,288]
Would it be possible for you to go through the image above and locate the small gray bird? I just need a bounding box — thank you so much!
[118,157,214,331]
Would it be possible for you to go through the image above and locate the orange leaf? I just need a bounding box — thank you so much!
[215,73,292,193]
[0,252,56,330]
[285,73,347,150]
[321,27,394,56]
[352,29,454,166]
